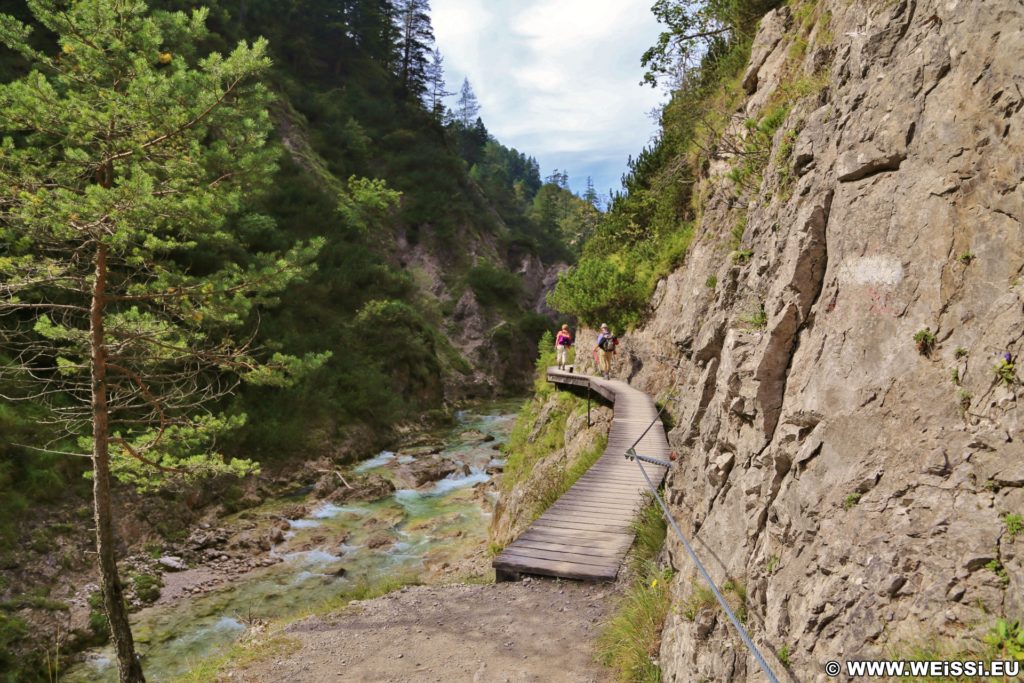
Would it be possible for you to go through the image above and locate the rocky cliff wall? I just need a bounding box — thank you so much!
[604,0,1023,679]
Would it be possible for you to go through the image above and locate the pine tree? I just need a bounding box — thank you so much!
[0,3,326,680]
[584,176,600,209]
[394,0,434,100]
[455,76,481,126]
[424,47,451,117]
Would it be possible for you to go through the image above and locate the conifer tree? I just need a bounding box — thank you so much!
[0,2,326,680]
[455,76,481,126]
[424,46,451,117]
[394,0,433,100]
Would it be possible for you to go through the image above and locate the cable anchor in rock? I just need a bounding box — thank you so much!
[624,448,675,468]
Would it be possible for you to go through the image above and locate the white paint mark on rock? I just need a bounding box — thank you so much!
[838,256,904,287]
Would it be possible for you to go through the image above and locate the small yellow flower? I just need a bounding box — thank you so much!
[650,579,658,588]
[62,44,74,54]
[158,51,173,64]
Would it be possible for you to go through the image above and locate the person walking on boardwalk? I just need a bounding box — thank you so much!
[555,324,574,370]
[594,323,617,380]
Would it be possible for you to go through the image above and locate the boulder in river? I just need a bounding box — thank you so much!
[326,474,395,503]
[458,429,494,443]
[396,443,444,458]
[393,456,458,488]
[365,533,394,550]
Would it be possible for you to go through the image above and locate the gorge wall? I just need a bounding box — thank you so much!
[602,0,1022,678]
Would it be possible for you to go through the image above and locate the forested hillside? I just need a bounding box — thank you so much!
[0,1,606,676]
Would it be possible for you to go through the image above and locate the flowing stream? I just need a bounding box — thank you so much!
[66,398,522,682]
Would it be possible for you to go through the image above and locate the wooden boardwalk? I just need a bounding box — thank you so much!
[493,368,671,582]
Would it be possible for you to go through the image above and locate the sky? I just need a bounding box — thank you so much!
[430,0,667,202]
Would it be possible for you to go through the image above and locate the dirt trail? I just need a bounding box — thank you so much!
[226,578,618,683]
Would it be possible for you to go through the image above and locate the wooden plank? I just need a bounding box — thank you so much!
[549,497,638,511]
[493,554,618,582]
[535,512,633,529]
[499,546,621,568]
[531,519,633,534]
[568,480,646,493]
[536,513,633,529]
[516,532,633,552]
[518,526,634,543]
[556,488,643,503]
[510,545,623,561]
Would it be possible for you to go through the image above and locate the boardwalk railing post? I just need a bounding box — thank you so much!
[587,385,591,427]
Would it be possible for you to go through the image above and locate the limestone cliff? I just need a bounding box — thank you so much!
[601,0,1023,679]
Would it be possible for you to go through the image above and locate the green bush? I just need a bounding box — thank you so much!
[548,255,649,331]
[466,262,524,307]
[131,573,163,605]
[914,328,936,356]
[0,612,27,648]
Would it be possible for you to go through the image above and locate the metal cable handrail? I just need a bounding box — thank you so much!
[626,444,780,683]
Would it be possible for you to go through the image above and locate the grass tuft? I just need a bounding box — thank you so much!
[598,563,674,683]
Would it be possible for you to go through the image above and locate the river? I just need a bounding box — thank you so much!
[66,398,523,682]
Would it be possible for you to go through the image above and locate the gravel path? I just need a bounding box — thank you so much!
[227,578,618,683]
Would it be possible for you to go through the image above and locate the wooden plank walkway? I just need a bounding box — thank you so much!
[493,368,670,582]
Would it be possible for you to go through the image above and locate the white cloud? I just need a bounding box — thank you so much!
[431,0,665,197]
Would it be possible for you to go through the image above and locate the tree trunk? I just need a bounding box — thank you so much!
[90,242,146,683]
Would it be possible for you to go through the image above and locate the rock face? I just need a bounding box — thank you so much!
[606,1,1024,680]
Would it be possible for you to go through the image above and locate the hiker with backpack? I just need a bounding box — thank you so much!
[594,323,617,380]
[555,324,574,370]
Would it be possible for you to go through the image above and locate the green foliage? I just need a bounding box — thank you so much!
[994,358,1016,385]
[778,644,791,667]
[955,347,969,359]
[705,275,718,289]
[598,563,674,683]
[983,619,1024,660]
[531,433,608,519]
[641,0,783,87]
[548,255,650,331]
[894,617,1024,682]
[532,331,558,394]
[843,492,861,510]
[0,0,332,491]
[729,214,748,250]
[1004,513,1023,537]
[732,248,754,264]
[467,262,524,307]
[726,104,791,193]
[0,612,28,677]
[630,495,668,573]
[985,557,1008,585]
[723,579,748,623]
[958,251,976,265]
[0,593,69,612]
[552,1,768,330]
[130,573,163,605]
[681,579,716,621]
[744,304,768,329]
[950,368,960,385]
[914,328,937,356]
[766,554,780,574]
[501,392,579,495]
[87,590,111,645]
[958,390,972,411]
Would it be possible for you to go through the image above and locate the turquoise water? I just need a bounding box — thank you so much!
[66,399,521,682]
